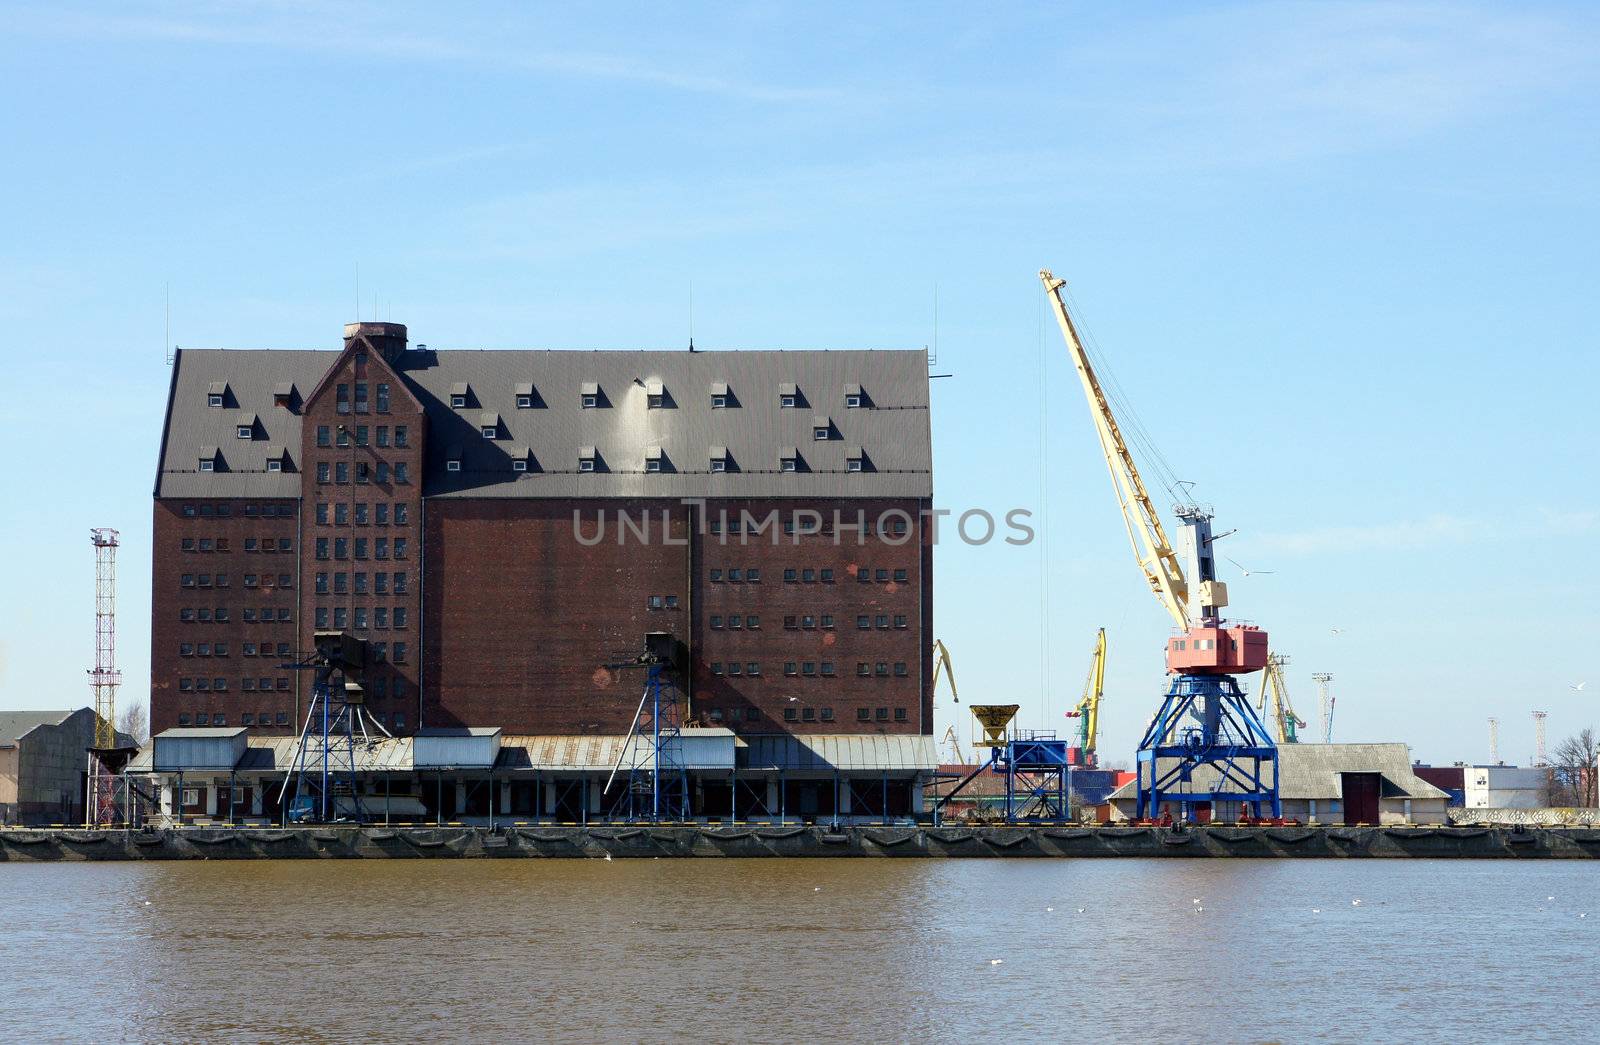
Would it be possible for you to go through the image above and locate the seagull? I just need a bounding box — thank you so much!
[603,853,612,863]
[1571,682,1587,693]
[1548,896,1555,901]
[1312,908,1321,914]
[1226,557,1275,577]
[1076,908,1085,914]
[989,959,1004,966]
[1351,899,1362,906]
[814,886,822,892]
[143,901,152,906]
[1331,627,1345,636]
[1192,898,1202,904]
[788,696,800,702]
[1581,913,1587,919]
[1046,907,1054,912]
[1195,906,1204,913]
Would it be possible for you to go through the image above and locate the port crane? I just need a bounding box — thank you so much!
[1064,628,1106,767]
[1257,652,1306,744]
[932,639,959,704]
[1041,270,1279,821]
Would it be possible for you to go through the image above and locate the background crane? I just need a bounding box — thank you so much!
[1064,628,1106,767]
[1257,653,1306,744]
[931,639,959,704]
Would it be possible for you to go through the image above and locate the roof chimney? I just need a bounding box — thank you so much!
[344,321,408,366]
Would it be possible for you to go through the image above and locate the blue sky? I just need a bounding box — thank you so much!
[1,2,1595,765]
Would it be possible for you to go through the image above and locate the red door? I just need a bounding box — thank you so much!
[1340,773,1381,825]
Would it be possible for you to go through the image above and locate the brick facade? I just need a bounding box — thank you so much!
[151,323,935,743]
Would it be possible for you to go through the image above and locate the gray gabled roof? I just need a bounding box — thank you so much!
[157,344,933,500]
[0,709,77,743]
[1107,743,1451,803]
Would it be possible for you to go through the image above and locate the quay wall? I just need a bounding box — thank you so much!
[4,824,1600,860]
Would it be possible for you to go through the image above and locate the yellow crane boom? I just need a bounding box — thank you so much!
[932,639,959,704]
[1258,652,1305,744]
[1071,628,1107,765]
[1040,270,1189,631]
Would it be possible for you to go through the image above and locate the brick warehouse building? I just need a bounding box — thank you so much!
[144,321,936,822]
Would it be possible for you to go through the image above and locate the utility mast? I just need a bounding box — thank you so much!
[1533,711,1548,767]
[87,528,123,825]
[1488,717,1500,764]
[1312,673,1334,744]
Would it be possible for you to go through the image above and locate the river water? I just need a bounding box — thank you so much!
[2,859,1595,1043]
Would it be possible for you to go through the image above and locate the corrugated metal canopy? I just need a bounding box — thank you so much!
[739,734,937,772]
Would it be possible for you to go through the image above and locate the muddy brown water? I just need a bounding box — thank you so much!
[2,860,1596,1043]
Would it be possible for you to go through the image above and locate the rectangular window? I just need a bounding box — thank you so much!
[375,607,388,629]
[802,661,816,676]
[334,572,348,594]
[315,607,328,628]
[336,383,350,414]
[801,616,815,630]
[746,662,760,676]
[354,572,367,594]
[710,615,723,629]
[894,615,908,629]
[393,642,406,663]
[394,426,408,448]
[317,462,331,484]
[783,615,797,630]
[802,707,816,721]
[857,615,870,629]
[315,504,328,525]
[393,572,407,594]
[355,425,369,447]
[875,615,888,629]
[376,384,390,413]
[356,462,370,484]
[820,662,835,677]
[375,503,389,525]
[355,503,368,525]
[820,568,834,583]
[710,662,724,676]
[746,615,760,630]
[858,567,871,584]
[875,662,889,677]
[354,382,369,413]
[709,568,722,582]
[377,426,389,447]
[333,607,348,629]
[375,538,388,560]
[727,662,741,676]
[894,568,909,582]
[894,662,909,677]
[374,572,388,594]
[728,615,742,630]
[876,569,889,582]
[820,707,834,722]
[784,662,798,676]
[355,538,368,559]
[336,426,350,448]
[354,607,368,630]
[876,707,889,721]
[335,503,349,525]
[857,662,870,677]
[376,462,389,483]
[394,539,407,559]
[394,504,408,525]
[335,461,349,484]
[317,425,331,447]
[894,707,908,721]
[334,538,348,560]
[784,568,797,582]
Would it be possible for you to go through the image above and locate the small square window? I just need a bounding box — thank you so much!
[813,427,828,441]
[481,427,496,439]
[846,459,863,473]
[784,707,798,722]
[728,568,743,582]
[581,394,597,409]
[451,395,467,408]
[895,708,908,722]
[820,707,834,721]
[747,662,760,676]
[709,459,727,473]
[845,394,862,409]
[648,595,665,610]
[856,707,870,721]
[711,662,724,676]
[747,615,760,629]
[821,662,835,677]
[876,707,889,721]
[266,459,283,472]
[728,615,742,630]
[711,394,727,409]
[780,395,796,409]
[516,395,533,408]
[802,707,816,722]
[645,459,661,473]
[207,394,223,408]
[894,568,909,582]
[236,425,252,439]
[727,662,742,676]
[578,459,596,473]
[780,458,797,473]
[710,615,723,629]
[784,662,798,676]
[446,460,462,473]
[512,459,528,472]
[198,460,215,472]
[665,595,679,609]
[709,569,723,582]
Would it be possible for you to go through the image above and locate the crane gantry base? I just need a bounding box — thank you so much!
[1136,674,1280,822]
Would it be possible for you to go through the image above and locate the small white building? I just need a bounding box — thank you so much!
[1107,743,1451,825]
[1463,765,1547,809]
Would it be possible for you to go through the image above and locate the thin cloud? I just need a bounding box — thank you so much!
[10,5,839,103]
[1253,509,1599,555]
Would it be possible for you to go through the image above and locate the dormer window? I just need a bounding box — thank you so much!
[515,382,536,409]
[710,382,729,408]
[578,445,597,472]
[779,382,797,408]
[207,381,227,408]
[646,380,665,409]
[266,459,283,473]
[845,383,864,409]
[445,447,462,473]
[779,447,799,473]
[508,445,532,473]
[812,416,831,441]
[197,446,219,473]
[644,446,663,473]
[846,446,865,473]
[479,412,499,439]
[709,446,728,473]
[235,413,257,440]
[581,382,599,408]
[264,445,287,473]
[273,382,295,408]
[449,382,470,409]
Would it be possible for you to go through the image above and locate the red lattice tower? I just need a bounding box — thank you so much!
[87,528,123,825]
